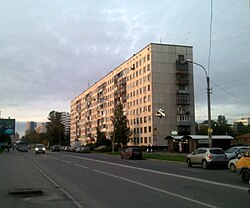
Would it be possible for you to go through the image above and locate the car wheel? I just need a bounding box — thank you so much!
[230,163,236,172]
[187,159,192,167]
[202,160,208,169]
[241,170,250,182]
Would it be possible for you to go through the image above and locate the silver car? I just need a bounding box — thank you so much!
[225,146,250,160]
[186,148,228,169]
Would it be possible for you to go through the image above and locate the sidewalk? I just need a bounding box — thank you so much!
[0,150,75,208]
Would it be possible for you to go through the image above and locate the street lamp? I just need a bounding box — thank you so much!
[187,59,212,148]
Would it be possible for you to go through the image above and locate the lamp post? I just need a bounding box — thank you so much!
[187,59,212,148]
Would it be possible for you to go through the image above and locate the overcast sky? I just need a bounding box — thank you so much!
[1,0,250,136]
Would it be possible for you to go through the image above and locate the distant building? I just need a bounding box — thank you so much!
[35,123,47,134]
[60,112,70,135]
[70,43,196,151]
[25,121,37,134]
[235,117,250,126]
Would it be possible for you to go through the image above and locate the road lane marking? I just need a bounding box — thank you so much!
[74,163,89,169]
[94,169,219,208]
[29,160,83,208]
[61,159,72,164]
[179,168,202,172]
[65,154,248,191]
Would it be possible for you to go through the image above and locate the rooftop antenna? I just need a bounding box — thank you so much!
[88,80,90,87]
[159,37,162,43]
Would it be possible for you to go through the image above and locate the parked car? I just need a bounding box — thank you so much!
[52,145,60,152]
[236,149,250,182]
[227,158,238,172]
[225,146,250,160]
[80,146,90,153]
[34,144,46,154]
[186,148,228,169]
[70,141,81,152]
[121,147,142,159]
[64,146,70,151]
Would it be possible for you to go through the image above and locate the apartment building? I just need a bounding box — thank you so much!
[61,112,70,135]
[35,123,47,134]
[25,121,37,135]
[70,43,195,148]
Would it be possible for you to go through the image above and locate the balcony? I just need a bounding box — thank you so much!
[176,79,189,85]
[177,114,191,126]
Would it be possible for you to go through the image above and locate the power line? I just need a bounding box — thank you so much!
[211,80,250,103]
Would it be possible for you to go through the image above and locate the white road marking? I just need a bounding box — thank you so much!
[29,160,83,208]
[74,163,89,169]
[94,169,219,208]
[65,154,248,191]
[61,159,71,164]
[179,168,202,172]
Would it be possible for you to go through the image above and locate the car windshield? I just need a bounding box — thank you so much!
[225,147,237,153]
[36,144,45,148]
[210,149,225,154]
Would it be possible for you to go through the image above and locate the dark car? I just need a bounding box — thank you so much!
[121,147,142,159]
[34,144,46,154]
[17,144,28,152]
[186,148,228,169]
[52,145,60,152]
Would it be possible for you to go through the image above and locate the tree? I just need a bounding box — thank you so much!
[111,102,132,146]
[197,115,233,136]
[217,115,227,126]
[96,127,111,146]
[46,111,65,146]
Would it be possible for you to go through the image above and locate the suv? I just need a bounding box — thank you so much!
[186,148,228,169]
[225,146,250,160]
[236,149,250,183]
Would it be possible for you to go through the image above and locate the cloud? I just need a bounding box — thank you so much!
[0,0,249,126]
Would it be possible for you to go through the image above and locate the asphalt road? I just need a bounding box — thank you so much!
[1,149,250,208]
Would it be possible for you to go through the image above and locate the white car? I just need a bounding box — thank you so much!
[227,158,238,172]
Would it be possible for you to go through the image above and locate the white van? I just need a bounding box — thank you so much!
[70,142,81,152]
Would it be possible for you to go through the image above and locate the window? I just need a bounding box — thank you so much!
[148,105,151,112]
[147,54,150,61]
[178,55,184,62]
[149,126,151,132]
[148,95,151,102]
[144,116,147,123]
[144,127,147,133]
[148,84,150,91]
[144,137,147,144]
[147,64,150,71]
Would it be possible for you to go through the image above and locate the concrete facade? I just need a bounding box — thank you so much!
[70,43,195,148]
